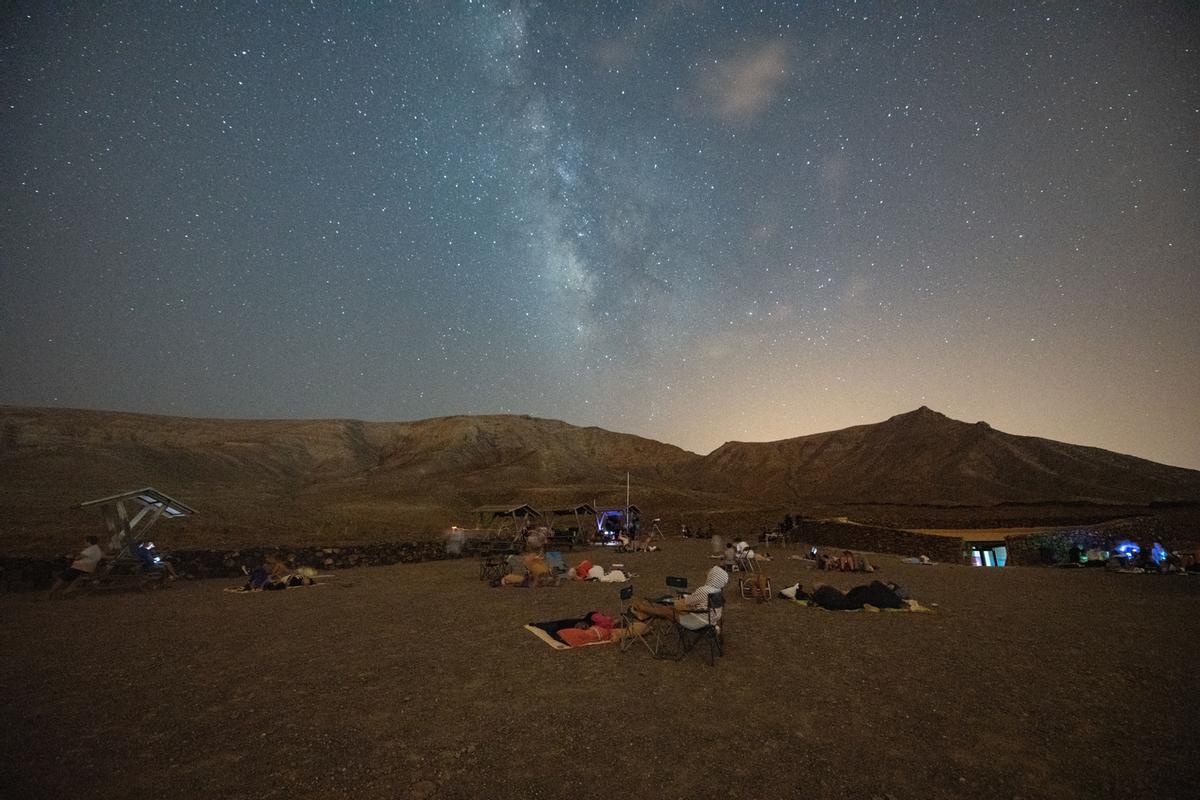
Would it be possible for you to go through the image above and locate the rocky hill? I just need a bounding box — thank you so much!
[1,404,1197,554]
[0,406,714,552]
[685,407,1200,506]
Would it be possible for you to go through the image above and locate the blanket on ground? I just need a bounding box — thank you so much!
[523,624,615,650]
[524,613,616,649]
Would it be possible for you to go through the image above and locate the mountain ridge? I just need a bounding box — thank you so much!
[1,404,1198,553]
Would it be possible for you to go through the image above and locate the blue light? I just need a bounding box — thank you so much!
[1114,540,1140,557]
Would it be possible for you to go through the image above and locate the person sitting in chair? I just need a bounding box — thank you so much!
[134,541,179,580]
[48,535,104,596]
[630,566,729,627]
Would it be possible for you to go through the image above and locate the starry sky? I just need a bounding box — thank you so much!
[2,2,1198,468]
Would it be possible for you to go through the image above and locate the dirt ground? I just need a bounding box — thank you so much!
[2,540,1197,800]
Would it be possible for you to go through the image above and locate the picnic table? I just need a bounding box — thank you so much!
[545,531,579,551]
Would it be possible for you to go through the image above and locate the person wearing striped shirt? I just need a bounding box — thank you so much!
[631,565,729,627]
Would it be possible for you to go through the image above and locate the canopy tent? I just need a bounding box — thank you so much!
[594,505,641,542]
[80,487,196,555]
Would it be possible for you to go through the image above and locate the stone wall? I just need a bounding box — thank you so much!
[793,519,964,563]
[0,540,452,592]
[1003,516,1196,566]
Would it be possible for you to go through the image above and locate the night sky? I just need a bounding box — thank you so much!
[2,2,1197,468]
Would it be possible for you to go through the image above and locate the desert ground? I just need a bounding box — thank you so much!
[2,540,1197,800]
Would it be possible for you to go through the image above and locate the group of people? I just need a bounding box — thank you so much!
[498,554,634,587]
[1063,542,1199,574]
[239,556,317,591]
[48,534,178,596]
[539,565,731,648]
[814,549,875,573]
[780,579,917,611]
[535,547,933,647]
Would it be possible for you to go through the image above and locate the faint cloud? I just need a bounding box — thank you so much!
[698,41,790,122]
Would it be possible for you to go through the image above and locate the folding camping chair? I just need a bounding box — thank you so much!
[479,554,509,583]
[617,584,659,656]
[737,556,772,602]
[655,591,725,666]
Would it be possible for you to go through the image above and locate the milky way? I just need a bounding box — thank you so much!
[1,2,1197,467]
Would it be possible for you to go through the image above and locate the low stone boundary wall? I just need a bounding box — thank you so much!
[0,555,68,592]
[1004,516,1196,566]
[794,519,964,563]
[0,540,452,592]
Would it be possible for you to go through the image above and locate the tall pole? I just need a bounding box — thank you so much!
[626,472,630,532]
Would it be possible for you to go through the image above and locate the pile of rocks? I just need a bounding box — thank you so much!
[171,540,451,579]
[0,540,453,591]
[1002,516,1182,566]
[0,555,69,592]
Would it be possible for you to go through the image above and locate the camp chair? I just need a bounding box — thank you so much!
[656,591,725,666]
[617,584,659,656]
[479,554,509,583]
[737,557,772,602]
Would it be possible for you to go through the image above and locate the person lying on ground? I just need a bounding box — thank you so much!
[630,566,729,627]
[838,550,857,571]
[262,573,316,590]
[544,612,615,646]
[816,551,839,570]
[809,580,911,611]
[242,556,315,590]
[48,535,104,597]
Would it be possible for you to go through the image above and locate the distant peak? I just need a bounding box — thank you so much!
[892,405,947,421]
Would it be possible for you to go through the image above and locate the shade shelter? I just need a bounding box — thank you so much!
[544,503,597,547]
[80,487,196,556]
[471,504,542,532]
[546,502,596,531]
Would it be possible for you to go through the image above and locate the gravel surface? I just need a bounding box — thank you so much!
[3,541,1196,800]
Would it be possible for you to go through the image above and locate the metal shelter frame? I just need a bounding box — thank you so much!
[80,487,196,556]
